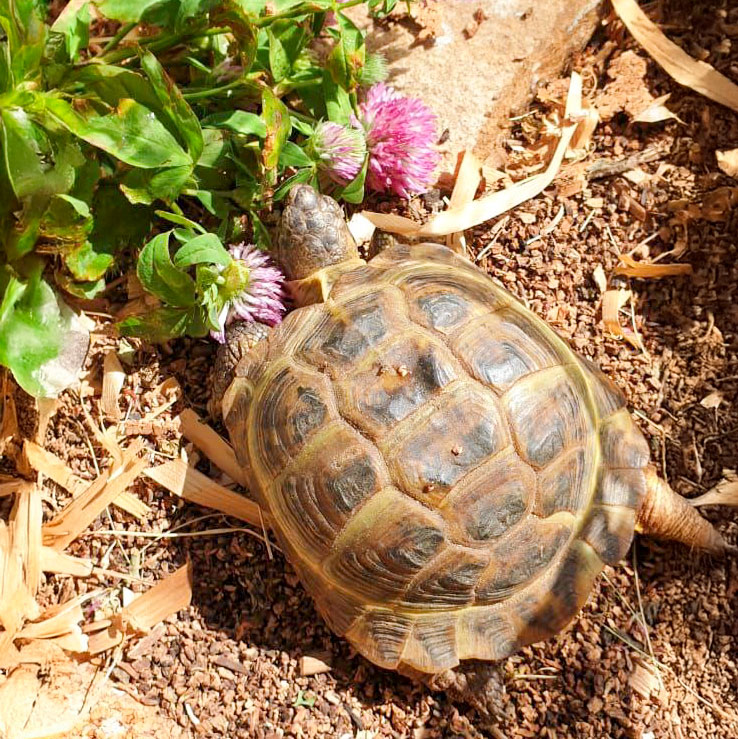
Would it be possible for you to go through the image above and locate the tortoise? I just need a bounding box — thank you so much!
[212,184,733,713]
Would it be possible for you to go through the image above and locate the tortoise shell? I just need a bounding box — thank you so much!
[220,241,650,675]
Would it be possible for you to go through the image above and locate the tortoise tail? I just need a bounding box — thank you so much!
[636,467,735,555]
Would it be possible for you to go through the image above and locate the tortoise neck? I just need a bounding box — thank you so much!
[286,258,366,307]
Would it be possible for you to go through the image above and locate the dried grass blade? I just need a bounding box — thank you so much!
[445,150,482,254]
[40,547,93,577]
[690,480,738,508]
[87,562,192,655]
[43,440,148,551]
[602,289,632,337]
[614,254,692,278]
[358,211,420,236]
[0,479,31,497]
[415,72,583,237]
[112,491,151,522]
[178,408,248,487]
[10,485,43,599]
[17,592,91,644]
[145,458,267,527]
[101,350,125,421]
[611,0,738,113]
[23,441,87,495]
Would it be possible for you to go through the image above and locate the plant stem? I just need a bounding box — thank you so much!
[182,76,260,101]
[101,22,136,54]
[99,26,232,65]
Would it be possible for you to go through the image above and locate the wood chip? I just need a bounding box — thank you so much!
[628,658,661,700]
[101,349,125,421]
[602,288,632,338]
[612,0,738,113]
[178,408,248,487]
[43,440,148,551]
[716,148,738,178]
[300,654,332,676]
[87,562,193,655]
[614,254,693,278]
[632,93,682,124]
[593,264,608,293]
[700,391,723,409]
[145,458,268,528]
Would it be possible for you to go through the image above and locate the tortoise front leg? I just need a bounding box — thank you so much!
[400,661,514,720]
[210,321,270,417]
[637,467,736,554]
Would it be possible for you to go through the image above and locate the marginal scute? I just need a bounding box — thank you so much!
[535,445,593,517]
[440,450,535,544]
[456,608,519,662]
[295,561,362,637]
[401,614,458,672]
[273,424,389,559]
[503,365,593,468]
[513,539,602,645]
[221,377,255,469]
[453,308,566,392]
[578,355,626,419]
[383,383,509,505]
[403,546,489,607]
[581,505,636,563]
[326,488,446,601]
[346,609,414,670]
[596,467,647,509]
[335,333,459,439]
[600,408,650,469]
[475,515,573,602]
[251,363,337,479]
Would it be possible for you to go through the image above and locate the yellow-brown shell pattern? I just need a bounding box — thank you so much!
[221,242,650,675]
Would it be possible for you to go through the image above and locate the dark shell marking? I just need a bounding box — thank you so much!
[222,242,652,676]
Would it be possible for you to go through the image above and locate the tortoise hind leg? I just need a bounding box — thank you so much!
[637,467,736,554]
[400,661,514,720]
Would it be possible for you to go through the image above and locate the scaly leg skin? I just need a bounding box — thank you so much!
[210,321,270,417]
[637,467,737,555]
[400,661,514,721]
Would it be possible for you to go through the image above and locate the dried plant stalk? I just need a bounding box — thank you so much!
[0,479,31,498]
[43,440,148,551]
[602,289,632,337]
[178,408,248,487]
[445,151,482,254]
[23,440,87,495]
[40,548,94,577]
[87,563,192,654]
[145,458,268,527]
[101,350,125,421]
[614,254,692,278]
[612,0,738,113]
[690,480,738,508]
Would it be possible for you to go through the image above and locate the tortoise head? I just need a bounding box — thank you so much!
[274,184,360,281]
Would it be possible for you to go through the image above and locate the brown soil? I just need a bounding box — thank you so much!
[8,1,738,737]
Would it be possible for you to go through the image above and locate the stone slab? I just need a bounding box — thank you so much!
[348,0,603,169]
